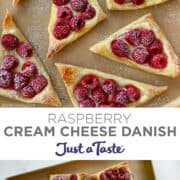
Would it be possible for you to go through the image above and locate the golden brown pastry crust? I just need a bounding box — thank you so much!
[47,0,106,58]
[13,0,20,6]
[164,97,180,107]
[0,10,61,107]
[50,173,87,180]
[91,161,134,180]
[106,0,169,10]
[90,13,180,78]
[56,63,167,107]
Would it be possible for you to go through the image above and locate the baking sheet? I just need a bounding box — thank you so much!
[0,0,180,107]
[5,160,155,180]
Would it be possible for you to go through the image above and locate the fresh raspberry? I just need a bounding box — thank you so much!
[57,6,73,23]
[22,61,38,77]
[21,85,36,98]
[3,55,19,70]
[100,173,108,180]
[81,74,99,89]
[112,89,129,105]
[81,4,96,19]
[70,0,88,12]
[91,87,108,104]
[70,174,78,180]
[147,39,163,55]
[125,29,141,46]
[102,79,116,94]
[80,98,96,107]
[149,54,168,69]
[0,69,13,88]
[131,0,145,5]
[17,42,33,58]
[53,24,71,40]
[53,0,69,6]
[1,34,19,51]
[111,39,129,58]
[114,0,125,4]
[30,75,48,93]
[105,169,113,177]
[140,30,155,47]
[70,15,85,32]
[109,174,116,180]
[132,48,150,64]
[119,167,127,174]
[99,102,115,107]
[74,85,88,101]
[14,73,29,90]
[125,85,140,102]
[113,169,119,175]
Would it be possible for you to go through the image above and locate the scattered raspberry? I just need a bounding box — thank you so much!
[53,24,71,40]
[147,39,163,55]
[111,39,129,58]
[30,75,48,93]
[57,6,73,23]
[3,55,19,70]
[70,15,85,32]
[91,87,108,104]
[114,0,125,4]
[149,54,168,69]
[1,34,19,51]
[21,85,36,98]
[22,61,38,77]
[81,74,99,89]
[70,0,88,12]
[70,174,78,180]
[99,102,115,107]
[102,79,116,94]
[132,48,150,64]
[74,85,88,101]
[131,0,145,5]
[14,73,29,90]
[125,85,140,102]
[0,69,13,88]
[17,42,33,58]
[125,29,141,46]
[81,4,96,19]
[140,30,155,47]
[80,98,96,107]
[53,0,69,6]
[112,89,129,105]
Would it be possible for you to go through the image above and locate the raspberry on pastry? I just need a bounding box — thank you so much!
[50,173,86,180]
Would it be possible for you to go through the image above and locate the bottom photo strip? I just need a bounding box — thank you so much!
[0,160,179,180]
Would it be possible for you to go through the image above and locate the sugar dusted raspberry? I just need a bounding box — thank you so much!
[70,15,85,32]
[132,48,150,64]
[125,29,141,46]
[70,0,88,12]
[17,42,33,58]
[100,173,108,180]
[81,74,99,89]
[3,55,19,70]
[114,0,125,4]
[141,30,155,47]
[131,0,145,5]
[74,85,88,101]
[21,85,36,98]
[81,4,96,19]
[91,87,108,104]
[53,176,63,180]
[70,174,78,180]
[57,6,73,22]
[14,73,29,90]
[102,79,116,94]
[0,69,13,88]
[111,39,129,58]
[30,75,48,93]
[149,54,168,69]
[53,0,69,6]
[53,24,71,40]
[147,39,163,55]
[80,98,96,107]
[125,84,140,102]
[99,102,115,107]
[1,34,19,51]
[22,61,38,77]
[112,89,129,105]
